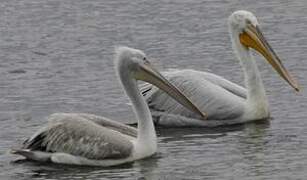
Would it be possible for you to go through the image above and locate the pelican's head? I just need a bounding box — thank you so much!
[228,10,299,91]
[229,10,259,34]
[115,46,206,118]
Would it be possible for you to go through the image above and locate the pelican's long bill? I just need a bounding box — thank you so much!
[239,24,299,91]
[135,61,207,119]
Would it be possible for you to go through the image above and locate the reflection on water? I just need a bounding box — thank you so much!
[1,0,307,179]
[11,153,160,180]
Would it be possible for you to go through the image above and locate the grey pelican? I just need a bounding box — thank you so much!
[11,47,205,166]
[141,10,299,127]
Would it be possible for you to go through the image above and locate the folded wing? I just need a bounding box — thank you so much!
[141,69,247,120]
[23,113,134,160]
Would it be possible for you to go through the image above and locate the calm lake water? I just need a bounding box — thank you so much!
[1,0,307,179]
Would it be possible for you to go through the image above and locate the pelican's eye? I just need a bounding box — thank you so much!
[246,19,252,25]
[143,57,150,64]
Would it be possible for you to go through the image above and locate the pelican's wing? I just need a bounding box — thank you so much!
[141,69,246,120]
[141,69,246,99]
[194,71,247,99]
[23,113,134,160]
[76,113,137,138]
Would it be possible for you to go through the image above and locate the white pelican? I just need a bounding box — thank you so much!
[11,47,205,166]
[141,10,299,127]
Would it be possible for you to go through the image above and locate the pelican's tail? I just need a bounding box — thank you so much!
[10,148,33,157]
[10,148,51,162]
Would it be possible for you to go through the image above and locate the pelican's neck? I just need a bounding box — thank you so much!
[231,32,269,114]
[118,69,157,152]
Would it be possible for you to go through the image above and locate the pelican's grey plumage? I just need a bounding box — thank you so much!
[141,10,299,127]
[11,47,204,166]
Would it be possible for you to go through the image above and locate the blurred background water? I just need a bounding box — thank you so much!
[0,0,307,179]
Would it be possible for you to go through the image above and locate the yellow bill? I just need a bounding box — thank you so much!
[239,24,299,91]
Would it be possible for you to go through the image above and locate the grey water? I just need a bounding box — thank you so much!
[1,0,307,179]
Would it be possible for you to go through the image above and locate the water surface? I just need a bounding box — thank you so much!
[1,0,307,179]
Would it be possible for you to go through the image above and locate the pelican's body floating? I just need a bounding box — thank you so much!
[141,10,299,127]
[11,47,204,166]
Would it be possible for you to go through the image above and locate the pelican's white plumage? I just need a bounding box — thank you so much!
[11,47,204,166]
[141,10,299,127]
